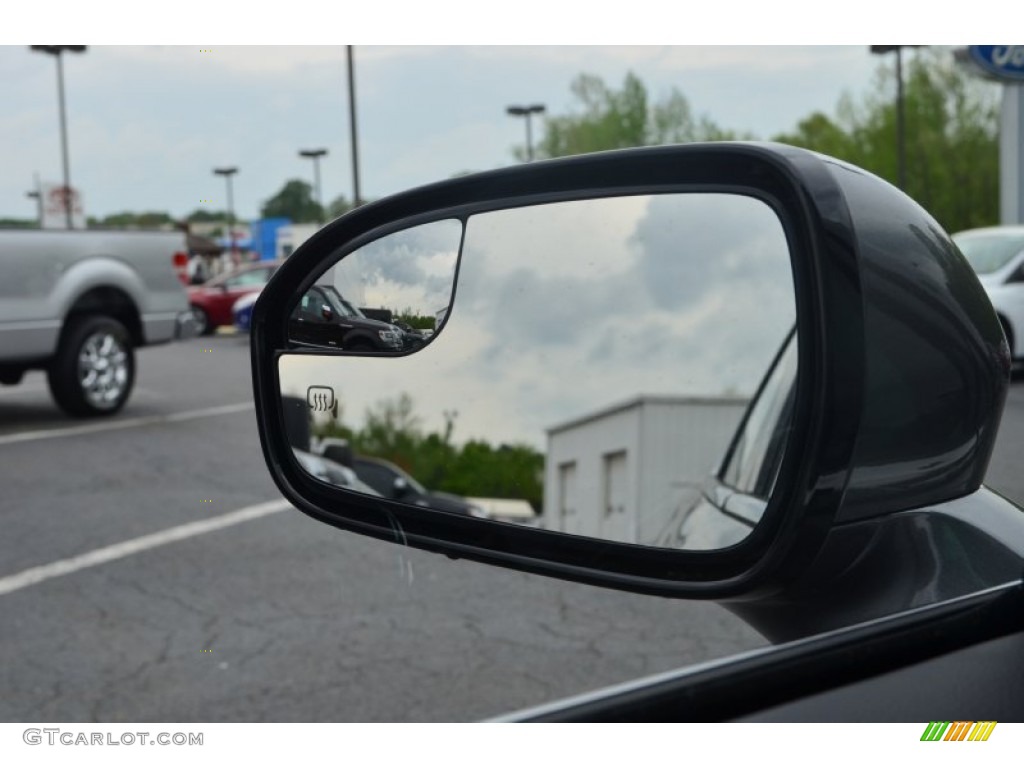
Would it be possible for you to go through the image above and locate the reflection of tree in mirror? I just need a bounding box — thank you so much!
[359,393,423,460]
[393,309,437,331]
[312,392,544,512]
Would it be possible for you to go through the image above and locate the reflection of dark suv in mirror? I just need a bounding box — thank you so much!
[352,456,485,517]
[288,285,403,352]
[360,307,430,351]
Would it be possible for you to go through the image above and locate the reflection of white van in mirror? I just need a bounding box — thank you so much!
[953,225,1024,362]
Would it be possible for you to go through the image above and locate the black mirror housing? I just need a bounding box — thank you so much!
[251,143,1009,604]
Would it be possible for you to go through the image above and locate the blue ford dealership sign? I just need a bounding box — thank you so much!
[969,46,1024,81]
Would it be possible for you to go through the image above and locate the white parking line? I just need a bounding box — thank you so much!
[0,402,253,447]
[0,499,292,596]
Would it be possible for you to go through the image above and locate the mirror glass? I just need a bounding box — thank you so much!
[287,219,461,353]
[278,193,797,551]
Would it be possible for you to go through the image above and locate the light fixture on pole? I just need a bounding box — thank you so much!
[870,45,922,191]
[506,103,546,162]
[30,45,86,229]
[299,148,328,224]
[213,167,239,257]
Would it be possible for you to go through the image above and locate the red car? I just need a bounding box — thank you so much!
[187,261,282,335]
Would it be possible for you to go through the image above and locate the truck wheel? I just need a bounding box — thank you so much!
[48,316,135,418]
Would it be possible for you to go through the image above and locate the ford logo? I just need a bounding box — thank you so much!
[968,46,1024,81]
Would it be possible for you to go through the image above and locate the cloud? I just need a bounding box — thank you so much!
[329,219,462,314]
[1,45,886,220]
[279,191,796,449]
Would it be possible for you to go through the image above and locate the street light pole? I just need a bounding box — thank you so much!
[506,103,546,162]
[299,148,328,224]
[214,167,238,260]
[870,45,921,191]
[30,45,86,229]
[346,45,362,207]
[895,47,906,191]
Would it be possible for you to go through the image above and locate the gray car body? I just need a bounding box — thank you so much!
[0,229,191,366]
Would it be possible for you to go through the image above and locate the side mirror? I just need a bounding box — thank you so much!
[320,304,334,322]
[251,144,1010,629]
[393,477,410,498]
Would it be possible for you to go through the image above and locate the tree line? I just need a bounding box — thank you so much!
[316,393,544,512]
[522,48,999,234]
[5,49,997,235]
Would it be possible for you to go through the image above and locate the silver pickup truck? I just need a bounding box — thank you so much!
[0,229,195,417]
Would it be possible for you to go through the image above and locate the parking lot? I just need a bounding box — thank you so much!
[3,334,1023,722]
[0,335,762,721]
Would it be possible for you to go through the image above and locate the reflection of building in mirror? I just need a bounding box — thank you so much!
[543,395,748,546]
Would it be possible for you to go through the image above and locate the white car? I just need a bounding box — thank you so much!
[953,225,1024,362]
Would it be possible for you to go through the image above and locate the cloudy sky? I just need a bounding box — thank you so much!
[2,42,916,223]
[280,192,795,448]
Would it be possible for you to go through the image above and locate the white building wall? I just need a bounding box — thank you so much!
[544,397,748,544]
[544,405,640,540]
[635,399,747,545]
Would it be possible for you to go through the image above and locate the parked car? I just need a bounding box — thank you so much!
[187,260,282,335]
[232,291,260,334]
[251,144,1024,721]
[287,284,404,352]
[952,225,1024,363]
[350,455,486,517]
[315,437,354,468]
[391,320,429,351]
[357,308,428,350]
[293,449,381,496]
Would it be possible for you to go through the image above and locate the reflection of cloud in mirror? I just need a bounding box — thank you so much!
[280,193,795,450]
[632,193,788,310]
[318,219,462,316]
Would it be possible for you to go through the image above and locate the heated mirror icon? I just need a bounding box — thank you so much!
[306,386,335,412]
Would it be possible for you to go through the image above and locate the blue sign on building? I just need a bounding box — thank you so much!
[968,46,1024,82]
[250,217,291,261]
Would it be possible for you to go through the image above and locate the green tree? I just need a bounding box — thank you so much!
[524,72,747,161]
[774,48,1000,233]
[95,211,175,229]
[186,209,230,223]
[326,194,354,220]
[260,179,324,223]
[392,308,437,330]
[356,393,422,469]
[336,393,545,511]
[442,441,544,512]
[0,217,37,229]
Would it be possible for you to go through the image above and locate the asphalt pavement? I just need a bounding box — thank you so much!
[0,334,765,722]
[3,335,1024,722]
